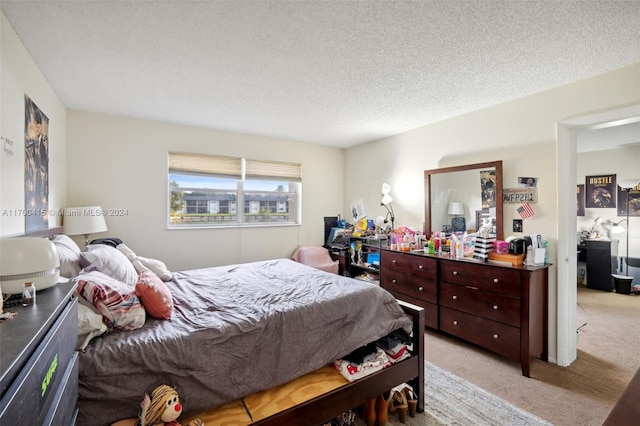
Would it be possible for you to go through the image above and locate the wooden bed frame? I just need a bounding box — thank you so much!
[251,300,425,426]
[178,300,425,426]
[23,228,425,425]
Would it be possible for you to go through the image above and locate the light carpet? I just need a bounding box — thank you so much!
[356,362,552,426]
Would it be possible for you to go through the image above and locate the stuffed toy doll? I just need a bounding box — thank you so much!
[139,385,204,426]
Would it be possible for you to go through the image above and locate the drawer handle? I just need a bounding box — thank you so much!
[493,305,498,310]
[418,265,423,269]
[493,278,499,283]
[493,334,499,339]
[392,279,397,284]
[418,286,424,291]
[453,320,458,325]
[453,271,458,276]
[392,260,397,263]
[452,295,457,300]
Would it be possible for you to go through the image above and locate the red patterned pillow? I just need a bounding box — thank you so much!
[76,271,145,331]
[135,270,173,320]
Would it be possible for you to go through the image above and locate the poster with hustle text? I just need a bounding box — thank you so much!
[585,174,616,209]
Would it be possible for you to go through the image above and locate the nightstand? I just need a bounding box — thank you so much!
[0,281,79,425]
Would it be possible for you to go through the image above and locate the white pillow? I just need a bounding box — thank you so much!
[51,234,82,278]
[76,298,108,351]
[80,244,139,286]
[117,243,174,281]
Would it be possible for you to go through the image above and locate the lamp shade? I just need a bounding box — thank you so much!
[0,237,60,294]
[448,202,464,215]
[617,179,640,190]
[63,206,108,236]
[381,183,391,195]
[611,221,626,234]
[381,194,394,206]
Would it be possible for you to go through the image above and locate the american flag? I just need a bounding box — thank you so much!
[517,202,535,219]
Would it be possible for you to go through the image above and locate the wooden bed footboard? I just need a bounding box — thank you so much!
[252,300,425,426]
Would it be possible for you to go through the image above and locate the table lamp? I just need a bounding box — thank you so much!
[63,206,108,246]
[448,202,465,233]
[380,183,395,231]
[617,179,640,277]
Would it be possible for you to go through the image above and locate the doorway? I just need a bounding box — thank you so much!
[556,105,640,367]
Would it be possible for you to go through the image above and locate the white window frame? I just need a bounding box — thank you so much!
[168,152,301,229]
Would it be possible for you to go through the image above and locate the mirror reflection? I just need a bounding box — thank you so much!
[424,160,503,240]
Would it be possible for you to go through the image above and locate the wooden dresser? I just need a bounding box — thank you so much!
[0,281,79,425]
[381,250,549,377]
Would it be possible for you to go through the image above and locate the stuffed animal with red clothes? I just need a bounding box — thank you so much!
[139,385,203,426]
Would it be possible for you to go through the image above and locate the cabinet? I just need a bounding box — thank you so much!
[581,239,619,291]
[380,250,549,377]
[348,236,387,284]
[0,281,79,425]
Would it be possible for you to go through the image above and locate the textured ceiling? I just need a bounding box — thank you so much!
[1,1,639,148]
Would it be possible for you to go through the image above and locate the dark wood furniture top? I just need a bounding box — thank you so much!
[603,365,640,425]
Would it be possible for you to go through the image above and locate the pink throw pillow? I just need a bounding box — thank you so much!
[135,270,173,320]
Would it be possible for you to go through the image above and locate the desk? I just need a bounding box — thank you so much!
[577,240,619,291]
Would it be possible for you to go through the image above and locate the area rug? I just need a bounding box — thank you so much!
[356,361,552,425]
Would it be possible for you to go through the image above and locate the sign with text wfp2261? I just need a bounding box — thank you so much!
[503,187,537,204]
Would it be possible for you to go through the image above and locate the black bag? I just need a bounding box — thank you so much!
[89,237,124,248]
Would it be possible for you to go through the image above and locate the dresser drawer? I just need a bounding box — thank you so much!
[44,352,78,426]
[382,270,437,304]
[439,306,520,361]
[0,298,78,425]
[384,289,438,329]
[382,251,437,279]
[439,261,521,297]
[439,283,520,327]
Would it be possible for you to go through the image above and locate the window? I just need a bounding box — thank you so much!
[168,152,301,227]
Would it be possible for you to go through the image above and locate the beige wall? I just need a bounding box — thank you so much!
[66,111,345,271]
[344,63,640,364]
[1,12,68,236]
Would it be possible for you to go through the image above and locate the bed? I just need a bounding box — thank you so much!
[43,231,425,426]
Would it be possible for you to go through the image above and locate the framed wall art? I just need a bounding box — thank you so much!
[577,184,585,216]
[585,174,616,209]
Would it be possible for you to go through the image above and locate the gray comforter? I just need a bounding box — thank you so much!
[77,259,411,426]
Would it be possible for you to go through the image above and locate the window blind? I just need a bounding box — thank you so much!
[168,152,242,179]
[245,159,302,182]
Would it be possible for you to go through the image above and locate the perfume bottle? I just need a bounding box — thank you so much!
[22,282,36,306]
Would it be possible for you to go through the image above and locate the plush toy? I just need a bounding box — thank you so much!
[139,385,203,426]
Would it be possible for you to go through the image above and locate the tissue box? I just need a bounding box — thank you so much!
[475,236,496,249]
[494,240,509,254]
[473,236,495,261]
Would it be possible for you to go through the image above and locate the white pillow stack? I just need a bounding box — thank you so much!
[116,243,174,282]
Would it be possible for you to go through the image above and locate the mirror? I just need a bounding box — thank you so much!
[424,160,503,240]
